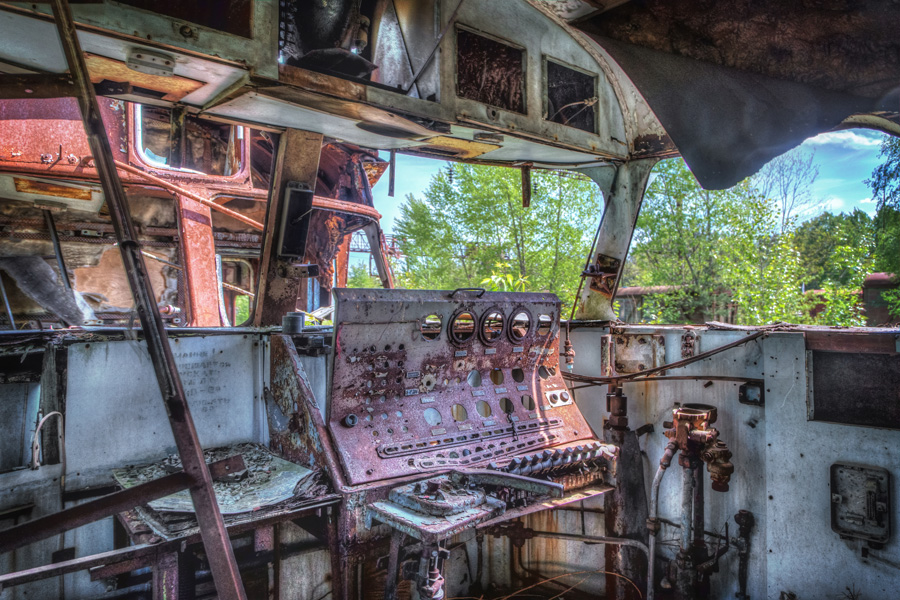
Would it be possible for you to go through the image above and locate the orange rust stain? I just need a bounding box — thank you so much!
[14,178,92,201]
[84,53,203,102]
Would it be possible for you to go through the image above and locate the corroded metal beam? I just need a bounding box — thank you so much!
[253,129,324,326]
[0,455,243,555]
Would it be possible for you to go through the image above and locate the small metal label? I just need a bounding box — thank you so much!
[528,412,538,419]
[420,397,435,404]
[405,388,419,396]
[406,371,421,378]
[513,346,524,353]
[485,348,496,355]
[494,387,507,393]
[455,350,468,357]
[472,390,485,397]
[431,428,447,436]
[458,424,473,431]
[517,385,529,391]
[542,405,553,411]
[483,420,495,427]
[509,415,519,422]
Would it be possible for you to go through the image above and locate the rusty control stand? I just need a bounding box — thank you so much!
[662,404,734,600]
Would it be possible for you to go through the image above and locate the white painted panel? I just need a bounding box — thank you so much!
[65,334,264,477]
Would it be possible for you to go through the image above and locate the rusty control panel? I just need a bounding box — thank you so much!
[327,288,615,599]
[328,288,603,485]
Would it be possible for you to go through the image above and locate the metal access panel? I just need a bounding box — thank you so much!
[328,288,594,485]
[831,462,891,544]
[807,350,900,430]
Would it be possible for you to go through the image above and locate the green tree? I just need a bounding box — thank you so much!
[624,159,735,323]
[717,195,808,325]
[345,263,381,288]
[626,159,807,324]
[754,148,822,233]
[627,156,885,326]
[865,135,900,319]
[793,209,875,289]
[394,163,602,311]
[866,135,900,212]
[872,206,900,275]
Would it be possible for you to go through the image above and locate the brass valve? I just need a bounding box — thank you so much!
[664,403,734,492]
[702,439,734,492]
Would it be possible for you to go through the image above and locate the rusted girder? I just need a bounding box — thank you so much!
[253,129,324,326]
[0,455,244,555]
[0,73,76,99]
[46,1,248,598]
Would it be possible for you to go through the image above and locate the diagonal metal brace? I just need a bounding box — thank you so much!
[45,0,248,597]
[0,455,245,555]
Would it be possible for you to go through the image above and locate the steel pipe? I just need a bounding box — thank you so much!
[114,160,264,230]
[529,530,650,559]
[0,274,15,329]
[692,462,705,549]
[647,441,677,600]
[42,210,71,289]
[680,465,694,553]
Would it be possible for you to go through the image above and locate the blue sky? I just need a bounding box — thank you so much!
[367,129,888,239]
[801,129,885,215]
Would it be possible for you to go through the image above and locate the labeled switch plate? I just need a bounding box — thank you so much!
[830,462,890,544]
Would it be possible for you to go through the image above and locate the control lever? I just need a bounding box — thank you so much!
[449,469,564,498]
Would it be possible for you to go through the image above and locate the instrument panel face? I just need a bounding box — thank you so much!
[329,288,594,486]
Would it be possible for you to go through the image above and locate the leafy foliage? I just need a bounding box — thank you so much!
[755,148,821,232]
[872,206,900,276]
[345,263,381,288]
[793,210,874,289]
[866,135,900,212]
[626,159,809,324]
[626,157,879,326]
[882,286,900,321]
[481,262,529,292]
[394,163,602,311]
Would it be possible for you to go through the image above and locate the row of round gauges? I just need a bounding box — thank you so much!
[418,307,556,345]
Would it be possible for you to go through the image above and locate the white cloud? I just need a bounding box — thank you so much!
[859,197,876,204]
[805,130,884,149]
[826,197,844,210]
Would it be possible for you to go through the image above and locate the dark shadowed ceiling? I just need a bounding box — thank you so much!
[569,0,900,188]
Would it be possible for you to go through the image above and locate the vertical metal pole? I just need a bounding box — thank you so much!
[384,529,404,600]
[521,164,532,208]
[388,149,396,197]
[680,465,693,553]
[43,210,71,290]
[0,274,15,329]
[252,129,323,326]
[46,2,247,599]
[692,464,705,550]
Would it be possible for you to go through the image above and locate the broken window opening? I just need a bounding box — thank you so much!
[421,313,442,340]
[545,58,597,134]
[456,28,525,114]
[135,104,245,177]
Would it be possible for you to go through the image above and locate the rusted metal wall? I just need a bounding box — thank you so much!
[1,324,896,598]
[568,325,900,599]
